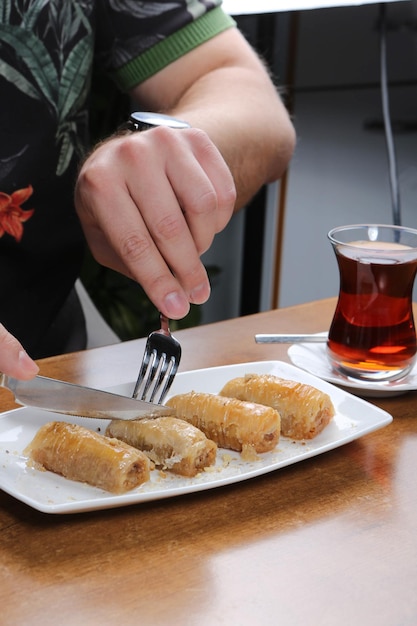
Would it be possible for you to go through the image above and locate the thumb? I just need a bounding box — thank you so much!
[0,324,39,380]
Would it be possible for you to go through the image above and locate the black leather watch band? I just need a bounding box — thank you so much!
[127,111,191,132]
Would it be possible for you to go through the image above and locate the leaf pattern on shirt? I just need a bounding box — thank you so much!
[0,146,28,182]
[107,0,218,20]
[0,0,93,176]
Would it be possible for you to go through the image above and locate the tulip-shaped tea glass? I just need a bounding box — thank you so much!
[327,224,417,381]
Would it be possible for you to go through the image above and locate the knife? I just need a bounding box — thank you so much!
[255,333,328,343]
[0,374,172,420]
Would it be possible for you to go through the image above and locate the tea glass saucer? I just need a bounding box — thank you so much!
[288,334,417,397]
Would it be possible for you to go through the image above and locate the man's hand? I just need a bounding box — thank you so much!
[75,126,236,320]
[0,324,39,379]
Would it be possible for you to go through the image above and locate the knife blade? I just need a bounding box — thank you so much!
[0,374,172,420]
[255,333,328,344]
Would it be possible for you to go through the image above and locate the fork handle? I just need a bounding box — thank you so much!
[159,313,170,336]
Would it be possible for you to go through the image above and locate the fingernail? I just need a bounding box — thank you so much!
[164,292,190,318]
[18,350,39,376]
[190,282,210,304]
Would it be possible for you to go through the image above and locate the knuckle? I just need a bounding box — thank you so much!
[188,127,208,144]
[153,214,184,242]
[121,233,153,264]
[192,187,218,215]
[220,182,237,209]
[119,135,144,161]
[76,161,103,199]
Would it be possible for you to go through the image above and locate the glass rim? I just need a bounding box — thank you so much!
[328,223,417,248]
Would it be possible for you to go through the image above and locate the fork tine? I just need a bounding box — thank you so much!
[132,342,154,400]
[132,313,181,405]
[157,357,179,404]
[137,350,159,401]
[148,354,180,404]
[148,353,170,403]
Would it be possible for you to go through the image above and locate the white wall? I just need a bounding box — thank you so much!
[278,1,417,307]
[197,2,417,323]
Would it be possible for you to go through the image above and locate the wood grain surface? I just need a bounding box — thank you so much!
[1,298,416,625]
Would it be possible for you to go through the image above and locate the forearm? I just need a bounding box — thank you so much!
[169,67,295,209]
[131,29,295,210]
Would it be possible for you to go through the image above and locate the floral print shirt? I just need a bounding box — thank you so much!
[0,0,234,357]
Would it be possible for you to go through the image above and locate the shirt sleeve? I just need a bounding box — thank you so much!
[95,2,236,92]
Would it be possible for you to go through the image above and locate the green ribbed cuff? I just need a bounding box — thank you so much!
[112,7,236,92]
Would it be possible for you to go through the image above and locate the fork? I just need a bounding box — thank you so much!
[132,313,182,404]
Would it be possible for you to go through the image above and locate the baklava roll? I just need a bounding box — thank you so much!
[25,421,150,493]
[220,373,335,440]
[165,392,280,453]
[106,416,217,477]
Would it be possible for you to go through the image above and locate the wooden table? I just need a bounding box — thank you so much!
[1,298,416,625]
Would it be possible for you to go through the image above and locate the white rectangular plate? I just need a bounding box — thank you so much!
[0,361,392,514]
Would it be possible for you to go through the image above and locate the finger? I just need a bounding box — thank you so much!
[171,128,236,250]
[79,196,196,319]
[0,324,39,380]
[95,131,213,303]
[76,156,207,318]
[123,127,235,256]
[116,202,211,313]
[121,128,234,303]
[123,144,213,303]
[157,128,236,255]
[75,130,227,315]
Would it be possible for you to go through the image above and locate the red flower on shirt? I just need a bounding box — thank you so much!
[0,185,35,242]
